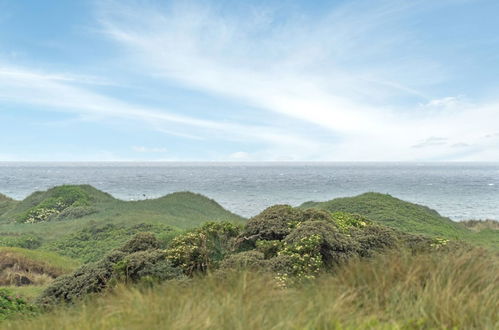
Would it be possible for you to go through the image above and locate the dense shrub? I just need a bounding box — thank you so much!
[242,205,303,242]
[0,234,43,250]
[114,250,184,283]
[43,223,178,263]
[255,240,283,259]
[37,232,184,305]
[16,186,92,224]
[218,251,267,272]
[36,250,126,305]
[0,288,37,320]
[330,212,371,230]
[55,206,97,220]
[166,222,240,275]
[284,221,359,267]
[119,232,160,253]
[351,225,400,257]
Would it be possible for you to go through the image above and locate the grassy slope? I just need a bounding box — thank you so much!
[0,185,244,242]
[3,249,498,330]
[0,194,17,218]
[300,192,497,249]
[0,247,80,274]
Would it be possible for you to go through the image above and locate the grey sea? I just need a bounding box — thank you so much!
[1,162,498,220]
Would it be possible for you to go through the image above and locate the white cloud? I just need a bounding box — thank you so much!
[93,0,499,161]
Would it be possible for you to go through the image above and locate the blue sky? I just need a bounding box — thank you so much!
[1,0,499,161]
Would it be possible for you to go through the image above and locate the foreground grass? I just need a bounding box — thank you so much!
[3,249,498,330]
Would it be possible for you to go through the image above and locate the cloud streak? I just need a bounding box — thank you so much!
[94,0,499,161]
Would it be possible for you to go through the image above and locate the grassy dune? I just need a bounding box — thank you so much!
[0,185,244,244]
[3,249,497,330]
[301,192,498,250]
[0,247,80,286]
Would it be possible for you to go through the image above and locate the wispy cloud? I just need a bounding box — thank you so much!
[92,0,499,161]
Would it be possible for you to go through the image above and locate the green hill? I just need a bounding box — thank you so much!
[0,185,244,245]
[300,192,497,249]
[0,194,17,218]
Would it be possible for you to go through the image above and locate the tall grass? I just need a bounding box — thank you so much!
[3,248,498,329]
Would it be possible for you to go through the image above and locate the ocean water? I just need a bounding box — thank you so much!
[1,162,498,220]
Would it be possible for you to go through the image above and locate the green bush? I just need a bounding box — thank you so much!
[16,186,92,224]
[0,234,43,250]
[119,232,160,254]
[0,288,37,320]
[55,206,97,220]
[36,250,126,306]
[242,205,303,242]
[284,221,359,267]
[43,223,178,263]
[351,225,400,257]
[218,251,267,272]
[114,250,184,283]
[166,222,240,275]
[37,232,184,306]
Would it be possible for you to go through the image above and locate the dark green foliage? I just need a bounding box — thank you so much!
[55,206,97,221]
[166,222,241,275]
[114,250,184,283]
[119,232,160,253]
[243,205,302,241]
[0,288,37,320]
[0,234,42,250]
[351,225,400,257]
[43,223,178,263]
[218,251,267,272]
[37,232,184,305]
[255,240,283,259]
[284,221,359,267]
[36,250,126,305]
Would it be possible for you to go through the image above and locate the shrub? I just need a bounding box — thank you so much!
[119,232,161,254]
[351,225,400,257]
[218,251,267,272]
[242,205,303,242]
[330,212,371,231]
[55,206,97,220]
[0,234,43,250]
[166,222,240,275]
[36,250,126,305]
[114,250,184,283]
[0,288,37,320]
[283,221,359,268]
[255,240,283,259]
[16,186,92,224]
[37,232,187,306]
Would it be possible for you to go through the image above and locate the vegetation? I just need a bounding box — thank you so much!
[42,222,180,263]
[0,194,17,218]
[0,288,37,321]
[301,192,498,249]
[462,219,499,231]
[3,249,497,329]
[0,247,79,286]
[0,186,497,328]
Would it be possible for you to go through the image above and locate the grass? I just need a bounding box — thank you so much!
[301,192,498,250]
[0,185,244,245]
[0,247,80,286]
[2,248,497,329]
[0,194,17,218]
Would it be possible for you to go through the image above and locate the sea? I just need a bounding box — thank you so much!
[1,162,498,221]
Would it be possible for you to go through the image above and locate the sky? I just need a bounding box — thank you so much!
[1,0,499,162]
